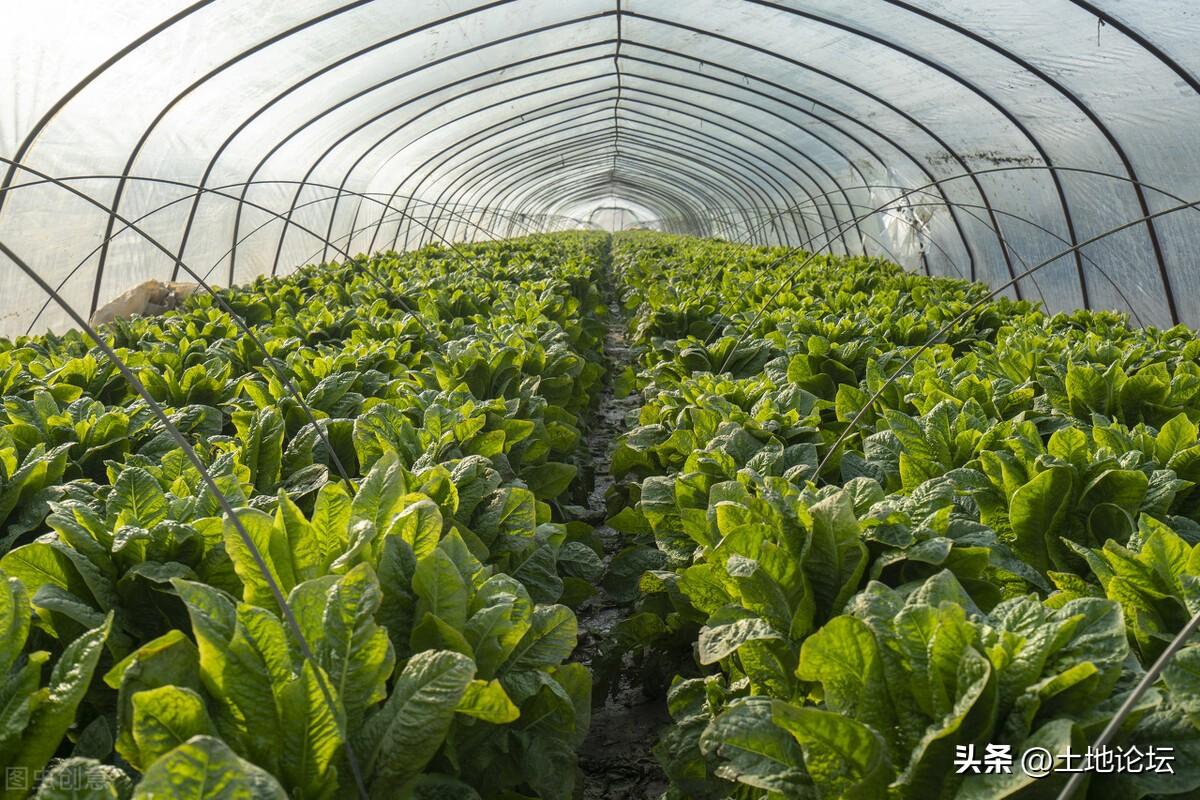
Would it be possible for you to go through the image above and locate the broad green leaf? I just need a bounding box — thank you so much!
[1157,412,1197,463]
[456,678,520,723]
[359,650,475,788]
[389,498,443,560]
[107,467,169,529]
[278,662,343,800]
[173,580,282,773]
[222,508,291,609]
[772,702,893,799]
[698,609,783,665]
[318,564,394,728]
[504,604,577,672]
[132,735,287,799]
[274,492,321,585]
[797,615,895,737]
[236,407,285,494]
[130,685,218,769]
[698,697,809,795]
[521,462,577,500]
[1009,466,1073,573]
[3,616,111,800]
[30,758,131,800]
[105,629,203,769]
[413,550,468,630]
[0,570,30,674]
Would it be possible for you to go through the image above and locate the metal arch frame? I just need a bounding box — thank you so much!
[524,175,716,238]
[166,0,529,283]
[367,104,627,249]
[1070,0,1200,95]
[453,136,795,248]
[737,0,1174,317]
[267,13,1017,262]
[263,54,851,266]
[350,92,616,253]
[488,147,765,237]
[0,0,216,217]
[88,0,380,316]
[431,125,784,246]
[357,104,609,250]
[221,21,620,281]
[525,181,747,244]
[430,124,799,246]
[424,65,879,250]
[729,2,1056,303]
[368,78,860,259]
[503,157,754,243]
[385,82,846,257]
[435,118,810,246]
[139,9,1012,285]
[614,46,951,265]
[420,106,814,246]
[257,35,640,274]
[436,138,776,248]
[618,39,971,273]
[512,172,933,276]
[395,100,773,250]
[2,1,1197,322]
[874,0,1175,320]
[504,149,761,239]
[364,87,809,255]
[432,104,796,245]
[726,0,1081,307]
[489,76,867,251]
[247,73,617,278]
[465,8,1003,268]
[620,11,1021,287]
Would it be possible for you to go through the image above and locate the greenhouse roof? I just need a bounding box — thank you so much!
[3,0,1200,333]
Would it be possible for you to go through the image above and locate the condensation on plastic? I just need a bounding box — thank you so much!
[2,0,1199,336]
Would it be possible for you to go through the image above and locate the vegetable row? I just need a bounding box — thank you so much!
[0,233,613,800]
[602,232,1200,800]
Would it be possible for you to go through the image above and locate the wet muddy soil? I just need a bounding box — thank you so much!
[576,301,670,800]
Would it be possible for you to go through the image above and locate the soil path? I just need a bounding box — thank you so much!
[576,288,670,800]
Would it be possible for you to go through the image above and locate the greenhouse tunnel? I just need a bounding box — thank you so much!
[3,0,1200,336]
[10,3,1200,799]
